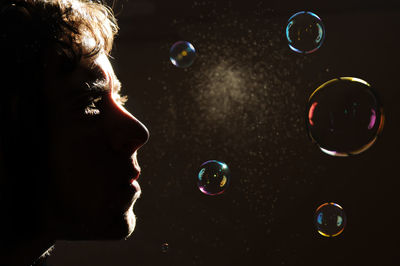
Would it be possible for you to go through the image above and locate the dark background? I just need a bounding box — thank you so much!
[48,0,400,265]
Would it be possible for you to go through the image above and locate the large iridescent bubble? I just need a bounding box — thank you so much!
[286,11,325,54]
[306,77,384,156]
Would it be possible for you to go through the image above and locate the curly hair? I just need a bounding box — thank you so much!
[0,0,118,73]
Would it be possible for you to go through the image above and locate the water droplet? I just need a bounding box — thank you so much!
[307,77,384,156]
[197,160,230,195]
[286,11,325,54]
[315,202,347,237]
[169,41,196,68]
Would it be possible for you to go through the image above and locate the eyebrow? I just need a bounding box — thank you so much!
[85,73,121,94]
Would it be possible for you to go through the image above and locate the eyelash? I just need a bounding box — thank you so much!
[84,95,103,116]
[83,91,128,116]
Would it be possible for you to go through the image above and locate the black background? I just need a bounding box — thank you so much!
[48,0,400,265]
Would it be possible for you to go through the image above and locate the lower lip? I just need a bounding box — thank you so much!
[130,179,141,194]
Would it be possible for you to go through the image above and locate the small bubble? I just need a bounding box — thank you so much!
[315,202,346,237]
[286,11,325,54]
[161,242,169,253]
[169,41,196,68]
[197,160,230,195]
[307,77,384,156]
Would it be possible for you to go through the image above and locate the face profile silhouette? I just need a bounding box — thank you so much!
[0,1,149,265]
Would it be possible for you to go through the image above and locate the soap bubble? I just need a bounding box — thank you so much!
[307,77,384,156]
[197,160,230,196]
[315,202,346,237]
[161,242,169,253]
[286,11,325,54]
[169,41,196,68]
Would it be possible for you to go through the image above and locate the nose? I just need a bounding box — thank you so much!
[108,100,150,155]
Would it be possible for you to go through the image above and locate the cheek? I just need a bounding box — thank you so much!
[48,124,109,196]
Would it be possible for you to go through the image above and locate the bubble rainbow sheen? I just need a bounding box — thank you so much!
[286,11,325,54]
[306,77,384,156]
[197,160,230,196]
[315,202,347,237]
[169,41,196,68]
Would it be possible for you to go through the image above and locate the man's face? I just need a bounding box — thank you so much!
[42,46,149,240]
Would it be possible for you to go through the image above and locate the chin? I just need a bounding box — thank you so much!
[104,194,140,240]
[124,187,142,239]
[70,196,140,241]
[112,189,142,240]
[123,204,136,239]
[59,183,142,241]
[102,183,141,240]
[87,202,137,241]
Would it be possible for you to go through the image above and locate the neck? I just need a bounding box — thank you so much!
[1,237,55,266]
[0,160,55,265]
[0,198,55,266]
